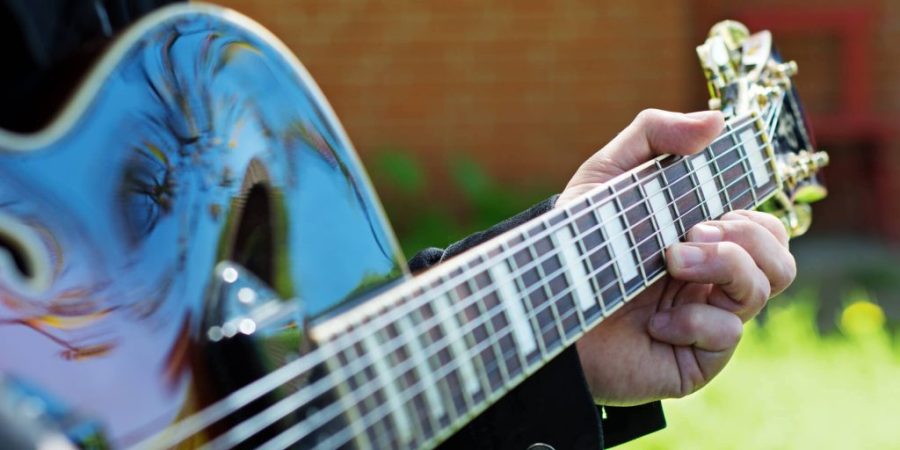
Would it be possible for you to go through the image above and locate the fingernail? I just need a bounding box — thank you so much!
[671,244,706,269]
[651,312,671,331]
[691,223,723,242]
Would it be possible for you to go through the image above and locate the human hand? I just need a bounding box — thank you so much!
[562,109,796,405]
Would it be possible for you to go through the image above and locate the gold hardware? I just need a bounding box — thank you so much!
[777,150,830,196]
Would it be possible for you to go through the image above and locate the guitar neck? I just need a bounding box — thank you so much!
[310,113,779,449]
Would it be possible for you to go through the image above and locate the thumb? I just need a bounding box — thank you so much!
[647,302,743,352]
[601,109,725,174]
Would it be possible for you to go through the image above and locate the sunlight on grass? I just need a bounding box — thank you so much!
[622,294,900,450]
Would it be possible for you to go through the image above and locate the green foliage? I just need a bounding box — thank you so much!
[370,150,552,257]
[623,295,900,450]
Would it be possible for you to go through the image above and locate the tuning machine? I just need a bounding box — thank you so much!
[763,149,829,237]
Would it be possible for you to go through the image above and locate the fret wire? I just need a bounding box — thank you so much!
[637,171,666,270]
[550,211,590,330]
[719,122,736,211]
[153,125,768,450]
[709,145,732,212]
[622,175,651,288]
[397,314,442,439]
[304,168,772,450]
[253,141,770,449]
[414,306,462,424]
[503,241,550,360]
[685,157,710,221]
[526,228,569,345]
[246,122,772,450]
[237,153,772,450]
[264,141,776,450]
[443,276,481,412]
[734,126,759,207]
[602,186,630,306]
[656,159,685,241]
[469,274,512,390]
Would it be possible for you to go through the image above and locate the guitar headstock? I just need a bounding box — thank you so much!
[697,20,829,236]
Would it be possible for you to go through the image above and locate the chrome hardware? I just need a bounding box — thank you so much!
[206,261,303,343]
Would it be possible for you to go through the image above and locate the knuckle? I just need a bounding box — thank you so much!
[680,308,704,334]
[635,108,663,126]
[717,241,745,263]
[774,251,797,292]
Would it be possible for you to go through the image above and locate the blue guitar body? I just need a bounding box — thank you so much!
[0,5,403,446]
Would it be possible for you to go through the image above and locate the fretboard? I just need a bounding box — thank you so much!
[309,113,778,449]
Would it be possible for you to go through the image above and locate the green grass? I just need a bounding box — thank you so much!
[623,297,900,450]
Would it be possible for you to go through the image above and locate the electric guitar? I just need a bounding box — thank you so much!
[0,4,828,449]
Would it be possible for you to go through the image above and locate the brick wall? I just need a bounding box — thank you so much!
[216,0,900,239]
[217,0,696,193]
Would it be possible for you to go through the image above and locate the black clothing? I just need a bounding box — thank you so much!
[0,0,179,131]
[414,196,665,449]
[3,1,666,448]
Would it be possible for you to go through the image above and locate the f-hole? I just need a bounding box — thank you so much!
[0,232,32,280]
[231,184,274,285]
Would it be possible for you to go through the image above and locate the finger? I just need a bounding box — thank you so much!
[688,215,797,295]
[723,210,790,248]
[666,241,771,321]
[601,109,725,173]
[648,302,743,352]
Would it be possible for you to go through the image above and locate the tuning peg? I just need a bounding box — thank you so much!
[778,150,829,192]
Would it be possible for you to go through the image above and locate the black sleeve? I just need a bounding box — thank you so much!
[414,195,666,449]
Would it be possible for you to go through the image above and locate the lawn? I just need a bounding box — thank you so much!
[622,296,900,450]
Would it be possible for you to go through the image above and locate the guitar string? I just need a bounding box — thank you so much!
[138,119,767,449]
[257,162,771,450]
[261,96,787,450]
[216,148,771,450]
[194,125,765,449]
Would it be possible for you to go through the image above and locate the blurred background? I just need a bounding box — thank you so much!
[215,0,899,448]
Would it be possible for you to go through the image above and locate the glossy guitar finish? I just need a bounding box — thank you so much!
[0,5,404,446]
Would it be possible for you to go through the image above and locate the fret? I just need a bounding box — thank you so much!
[599,186,641,291]
[719,127,755,211]
[741,126,771,188]
[742,123,780,202]
[332,344,374,449]
[524,225,566,344]
[360,332,413,445]
[416,298,468,419]
[616,174,663,285]
[396,314,445,432]
[490,256,547,363]
[346,340,394,447]
[485,246,528,376]
[381,322,435,445]
[449,270,497,403]
[551,217,604,324]
[490,247,543,359]
[527,222,581,340]
[706,144,733,214]
[573,197,624,315]
[657,157,687,240]
[459,259,510,393]
[635,180,666,281]
[644,174,679,247]
[667,157,706,231]
[506,234,561,355]
[481,287,523,382]
[432,284,482,407]
[690,153,725,220]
